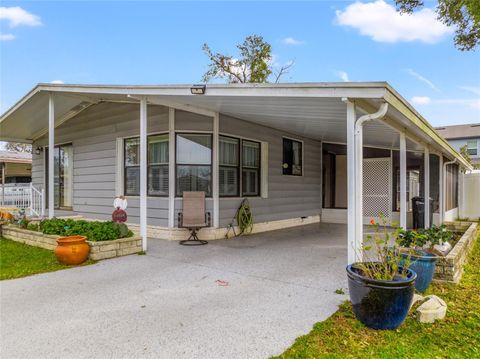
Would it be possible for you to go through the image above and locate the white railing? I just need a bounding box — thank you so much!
[0,183,44,217]
[30,184,45,217]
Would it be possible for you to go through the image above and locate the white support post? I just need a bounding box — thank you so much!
[399,132,407,229]
[212,112,219,228]
[346,100,357,264]
[41,188,45,217]
[1,163,5,206]
[354,117,364,262]
[424,146,430,228]
[439,155,444,224]
[48,93,55,218]
[319,141,323,221]
[168,108,175,228]
[139,97,148,251]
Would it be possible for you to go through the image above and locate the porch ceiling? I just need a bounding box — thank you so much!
[0,83,469,166]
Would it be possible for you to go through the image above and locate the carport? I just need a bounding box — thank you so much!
[0,82,471,263]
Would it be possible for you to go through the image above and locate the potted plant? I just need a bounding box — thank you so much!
[347,217,417,330]
[398,225,452,292]
[54,236,90,265]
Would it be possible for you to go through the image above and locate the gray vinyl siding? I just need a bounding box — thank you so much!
[31,103,322,228]
[219,114,322,227]
[33,102,170,226]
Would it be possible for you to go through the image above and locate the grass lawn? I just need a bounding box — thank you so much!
[276,232,480,359]
[0,237,94,280]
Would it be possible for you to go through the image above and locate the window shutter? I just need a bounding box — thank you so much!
[261,141,268,198]
[115,138,124,196]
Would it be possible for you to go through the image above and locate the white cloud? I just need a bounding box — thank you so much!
[0,33,15,41]
[459,86,480,96]
[335,0,452,44]
[337,71,349,82]
[406,69,439,91]
[411,96,431,105]
[50,80,64,84]
[282,37,305,46]
[0,7,42,27]
[471,99,480,109]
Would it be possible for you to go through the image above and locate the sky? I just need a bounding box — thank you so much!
[1,0,479,127]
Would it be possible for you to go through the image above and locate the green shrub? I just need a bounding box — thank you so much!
[38,218,133,241]
[26,222,39,232]
[398,224,453,249]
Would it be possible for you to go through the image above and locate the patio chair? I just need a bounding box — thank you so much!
[178,191,210,246]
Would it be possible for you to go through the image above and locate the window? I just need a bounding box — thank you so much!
[124,138,140,196]
[219,136,261,197]
[219,136,240,197]
[467,140,478,156]
[283,138,303,176]
[242,140,260,196]
[148,135,169,196]
[124,134,169,196]
[176,133,212,197]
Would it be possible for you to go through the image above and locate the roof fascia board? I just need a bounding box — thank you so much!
[383,90,472,169]
[33,84,388,99]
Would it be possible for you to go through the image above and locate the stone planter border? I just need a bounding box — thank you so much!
[1,225,142,261]
[434,221,478,283]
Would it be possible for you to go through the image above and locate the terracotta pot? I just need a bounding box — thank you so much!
[54,236,90,265]
[1,212,14,221]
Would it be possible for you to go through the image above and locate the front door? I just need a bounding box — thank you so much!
[46,144,73,209]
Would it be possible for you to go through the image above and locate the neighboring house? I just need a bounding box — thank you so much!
[0,82,472,264]
[0,150,32,209]
[435,123,480,165]
[0,150,32,184]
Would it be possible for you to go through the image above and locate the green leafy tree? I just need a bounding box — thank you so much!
[395,0,480,51]
[202,34,293,83]
[4,142,32,153]
[460,144,480,169]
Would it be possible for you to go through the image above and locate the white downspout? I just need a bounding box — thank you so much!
[354,102,389,261]
[442,158,457,222]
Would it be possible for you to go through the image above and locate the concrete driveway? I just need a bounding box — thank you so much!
[0,223,348,359]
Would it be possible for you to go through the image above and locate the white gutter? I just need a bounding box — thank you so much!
[353,102,389,262]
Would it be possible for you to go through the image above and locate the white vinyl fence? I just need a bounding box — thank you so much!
[1,183,44,217]
[460,170,480,220]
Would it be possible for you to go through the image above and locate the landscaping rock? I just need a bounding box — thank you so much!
[410,293,425,310]
[416,295,447,323]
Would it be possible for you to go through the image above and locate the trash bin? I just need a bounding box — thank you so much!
[412,197,434,229]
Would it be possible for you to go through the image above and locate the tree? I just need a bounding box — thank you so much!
[4,142,32,153]
[202,34,294,84]
[459,144,480,169]
[395,0,480,51]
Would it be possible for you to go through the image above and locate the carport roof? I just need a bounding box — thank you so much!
[0,82,471,169]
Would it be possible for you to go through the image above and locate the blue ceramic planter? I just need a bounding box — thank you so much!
[400,250,437,293]
[347,264,417,330]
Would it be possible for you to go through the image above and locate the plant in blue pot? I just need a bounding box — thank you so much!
[347,216,417,330]
[398,225,453,293]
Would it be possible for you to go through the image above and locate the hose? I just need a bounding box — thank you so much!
[236,198,253,235]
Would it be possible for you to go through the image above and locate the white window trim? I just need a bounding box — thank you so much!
[218,133,265,198]
[282,136,305,177]
[117,131,169,198]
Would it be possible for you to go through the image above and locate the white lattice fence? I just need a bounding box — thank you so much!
[363,157,392,223]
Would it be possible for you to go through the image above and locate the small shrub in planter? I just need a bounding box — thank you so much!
[347,216,417,330]
[398,225,454,292]
[38,218,134,241]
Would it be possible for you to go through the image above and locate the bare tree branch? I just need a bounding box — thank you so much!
[273,60,295,83]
